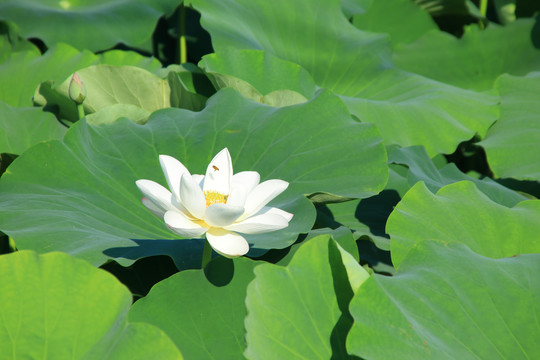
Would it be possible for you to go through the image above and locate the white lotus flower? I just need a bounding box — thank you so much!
[136,148,293,258]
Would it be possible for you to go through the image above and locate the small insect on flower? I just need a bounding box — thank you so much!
[135,148,293,258]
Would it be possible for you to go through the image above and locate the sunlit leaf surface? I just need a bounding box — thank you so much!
[0,89,387,266]
[348,241,540,360]
[0,251,183,359]
[387,181,540,268]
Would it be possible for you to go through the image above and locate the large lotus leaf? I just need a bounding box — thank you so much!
[323,191,398,246]
[245,234,370,360]
[0,101,66,155]
[352,0,437,45]
[0,0,178,52]
[389,145,528,207]
[340,0,372,18]
[274,226,360,266]
[317,194,395,275]
[0,20,40,62]
[200,50,317,101]
[394,19,540,91]
[479,73,540,181]
[130,256,256,360]
[305,226,360,262]
[168,71,208,111]
[0,89,387,266]
[339,73,497,155]
[85,104,151,126]
[387,181,540,268]
[35,65,171,123]
[190,0,498,155]
[0,43,166,108]
[0,43,96,107]
[0,250,183,359]
[98,50,163,73]
[156,63,215,111]
[347,240,540,360]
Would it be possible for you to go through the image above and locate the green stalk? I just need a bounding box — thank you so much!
[76,103,85,120]
[179,3,187,64]
[479,0,488,29]
[479,0,488,17]
[201,238,212,269]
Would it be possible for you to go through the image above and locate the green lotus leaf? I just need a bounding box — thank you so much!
[200,50,317,101]
[0,43,96,107]
[157,63,216,111]
[85,104,151,125]
[0,100,66,155]
[340,0,371,19]
[352,0,437,45]
[168,71,208,111]
[323,190,398,246]
[155,63,215,95]
[130,256,256,360]
[0,89,387,266]
[316,192,395,275]
[190,0,498,155]
[261,89,309,107]
[0,0,179,52]
[245,234,370,359]
[275,226,360,266]
[0,20,40,62]
[394,19,540,91]
[35,65,171,122]
[0,43,166,109]
[479,72,540,181]
[0,250,183,359]
[347,240,540,360]
[98,50,163,72]
[339,72,497,155]
[389,145,528,206]
[387,181,540,268]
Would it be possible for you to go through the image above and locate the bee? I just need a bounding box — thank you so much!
[212,165,219,171]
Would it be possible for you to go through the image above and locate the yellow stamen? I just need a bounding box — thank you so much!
[204,191,228,207]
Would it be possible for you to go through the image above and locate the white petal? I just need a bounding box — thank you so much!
[226,184,248,208]
[141,197,166,218]
[164,210,208,238]
[136,180,174,213]
[204,203,244,227]
[225,212,290,234]
[203,148,232,195]
[206,228,249,258]
[256,206,294,222]
[232,171,260,194]
[171,196,193,219]
[240,179,289,221]
[179,173,206,219]
[192,174,205,189]
[159,155,190,201]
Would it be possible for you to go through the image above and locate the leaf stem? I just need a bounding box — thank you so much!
[201,238,212,269]
[76,103,85,120]
[179,3,187,64]
[479,0,488,17]
[479,0,488,29]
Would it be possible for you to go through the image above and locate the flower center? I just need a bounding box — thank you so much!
[204,190,228,207]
